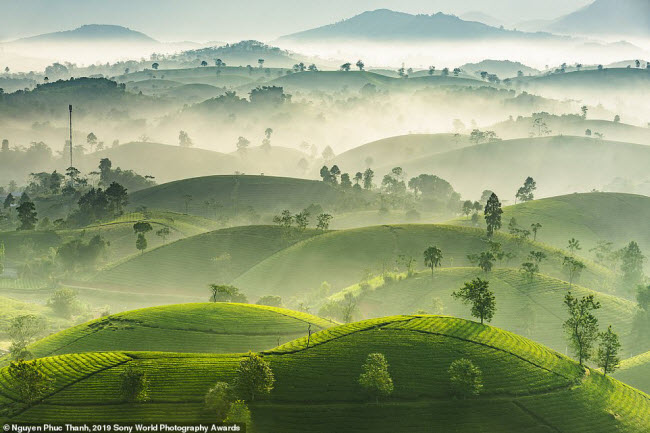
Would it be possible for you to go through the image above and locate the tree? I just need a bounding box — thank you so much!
[258,58,265,68]
[484,193,503,237]
[452,278,496,324]
[47,288,80,318]
[448,358,482,399]
[151,63,159,70]
[356,60,365,71]
[136,233,147,254]
[596,325,621,376]
[563,292,601,365]
[321,145,335,161]
[340,62,352,71]
[120,365,150,402]
[86,132,98,153]
[475,251,496,273]
[294,210,310,231]
[256,295,282,307]
[619,241,645,290]
[233,351,275,401]
[531,223,542,241]
[16,200,38,230]
[316,213,333,231]
[179,130,193,147]
[340,173,352,189]
[4,192,15,210]
[362,168,374,190]
[428,66,436,75]
[209,284,247,303]
[8,359,52,404]
[462,200,473,218]
[105,182,128,216]
[358,353,394,404]
[201,60,208,67]
[224,400,252,426]
[515,177,536,203]
[563,256,585,288]
[521,262,538,281]
[340,292,358,323]
[614,115,621,123]
[273,210,293,230]
[8,315,46,359]
[423,246,443,278]
[156,227,171,244]
[567,238,581,255]
[581,105,588,119]
[236,137,250,154]
[204,382,233,421]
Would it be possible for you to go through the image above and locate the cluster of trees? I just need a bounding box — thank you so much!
[320,165,374,191]
[272,208,333,232]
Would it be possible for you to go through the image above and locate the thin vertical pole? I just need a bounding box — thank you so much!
[69,104,73,168]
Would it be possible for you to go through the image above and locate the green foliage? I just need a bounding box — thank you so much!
[484,193,503,237]
[316,213,332,231]
[16,200,38,230]
[47,288,81,318]
[564,292,601,365]
[8,314,46,359]
[452,278,496,324]
[133,221,153,234]
[515,177,536,203]
[358,353,394,403]
[256,296,282,307]
[423,246,443,277]
[563,256,586,287]
[448,358,483,398]
[56,235,107,273]
[209,285,248,303]
[204,382,233,421]
[619,241,645,291]
[8,359,52,404]
[135,232,148,254]
[120,364,150,402]
[233,351,275,401]
[597,326,621,376]
[224,400,252,426]
[319,292,358,323]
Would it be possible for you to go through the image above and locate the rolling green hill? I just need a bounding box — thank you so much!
[615,351,650,394]
[451,192,650,272]
[234,224,613,299]
[79,142,245,185]
[1,316,647,431]
[331,133,473,173]
[19,303,334,359]
[390,135,650,199]
[128,175,346,216]
[327,267,644,355]
[88,225,322,295]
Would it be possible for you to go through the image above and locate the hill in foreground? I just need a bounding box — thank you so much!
[1,316,648,432]
[18,303,334,360]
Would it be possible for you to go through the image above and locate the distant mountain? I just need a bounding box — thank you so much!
[171,40,300,68]
[278,9,555,42]
[15,24,157,43]
[459,60,540,78]
[459,11,504,28]
[547,0,650,36]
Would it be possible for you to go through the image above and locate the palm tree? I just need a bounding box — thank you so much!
[424,246,443,279]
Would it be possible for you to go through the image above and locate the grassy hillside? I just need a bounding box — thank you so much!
[88,225,322,295]
[128,175,345,216]
[615,351,650,394]
[78,142,245,185]
[451,192,650,271]
[332,133,473,172]
[19,303,334,359]
[234,224,613,298]
[328,268,644,355]
[391,135,650,199]
[1,316,647,431]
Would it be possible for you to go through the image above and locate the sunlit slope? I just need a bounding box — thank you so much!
[332,133,473,172]
[452,192,650,267]
[330,267,643,354]
[615,351,650,394]
[129,175,345,216]
[20,303,333,359]
[234,224,612,297]
[1,317,648,432]
[89,226,322,294]
[79,142,245,185]
[392,136,650,199]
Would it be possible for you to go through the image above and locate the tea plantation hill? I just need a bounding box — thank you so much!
[232,224,613,299]
[11,303,334,361]
[327,268,646,356]
[614,351,650,394]
[0,316,648,432]
[450,192,650,272]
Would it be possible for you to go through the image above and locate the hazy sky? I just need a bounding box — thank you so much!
[1,0,594,42]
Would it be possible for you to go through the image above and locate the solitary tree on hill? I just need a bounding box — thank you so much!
[452,278,496,324]
[567,238,581,255]
[120,365,150,402]
[563,256,585,289]
[340,63,352,72]
[596,325,621,376]
[151,63,159,70]
[424,246,443,278]
[563,292,600,365]
[484,193,503,237]
[530,223,542,241]
[515,177,536,203]
[448,358,482,399]
[358,353,394,404]
[316,213,333,231]
[16,199,38,230]
[233,351,274,402]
